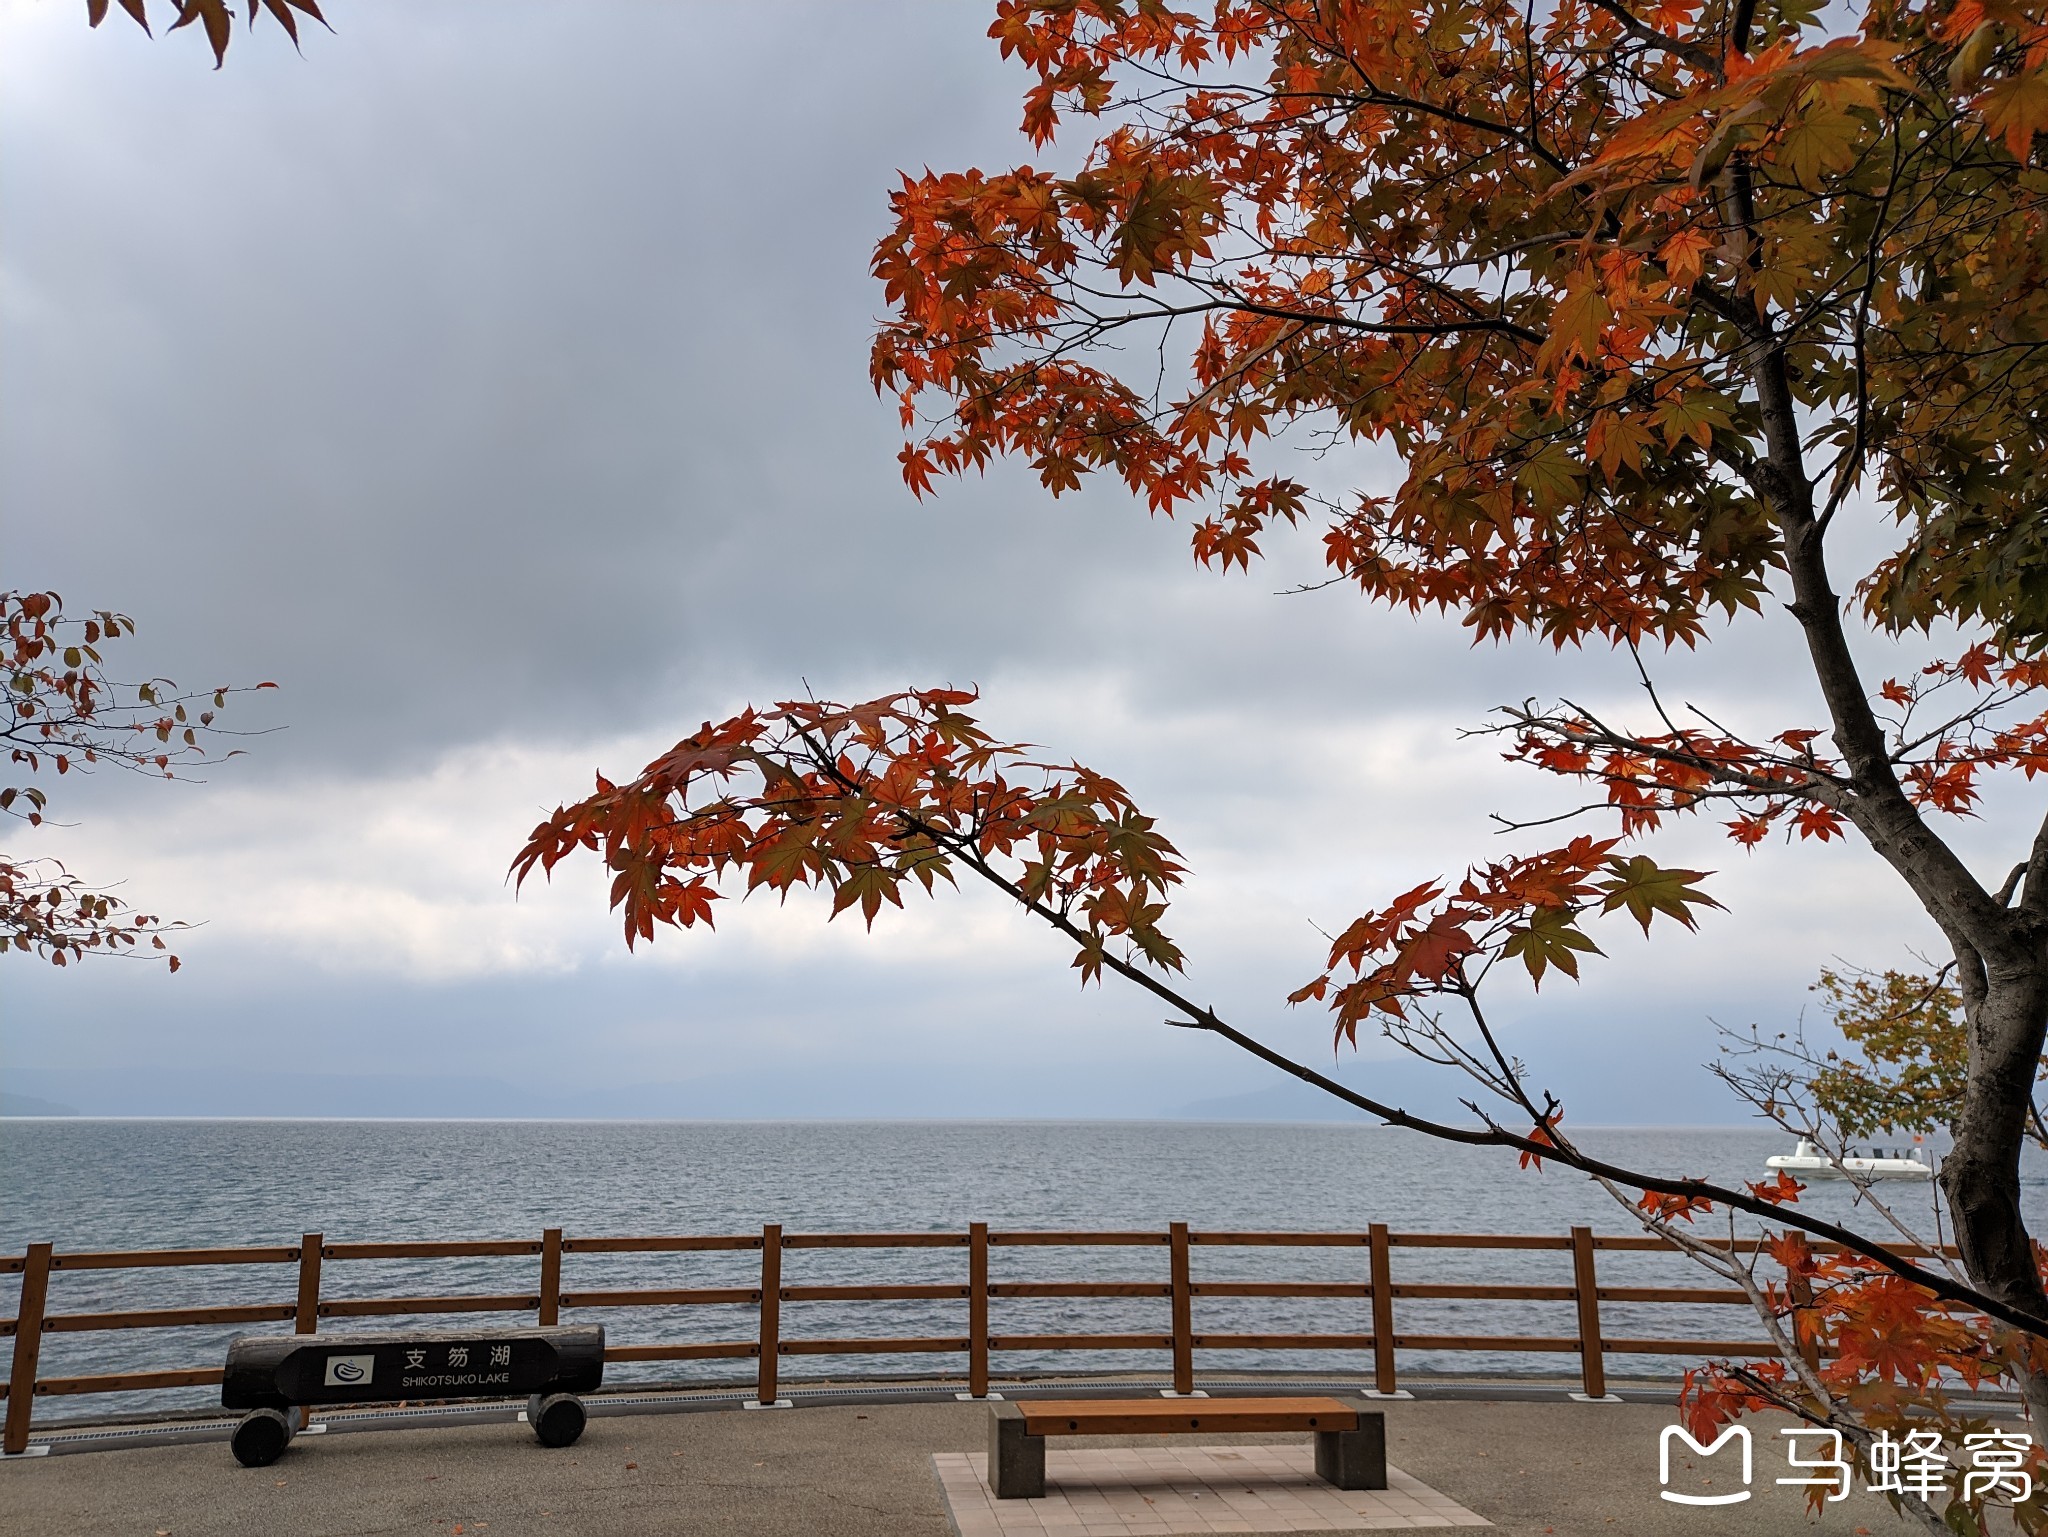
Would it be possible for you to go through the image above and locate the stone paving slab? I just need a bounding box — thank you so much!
[935,1444,1490,1533]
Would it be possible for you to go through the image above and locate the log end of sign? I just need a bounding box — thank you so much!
[527,1392,587,1449]
[230,1408,295,1469]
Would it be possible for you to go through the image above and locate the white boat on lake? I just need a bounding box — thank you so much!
[1765,1138,1935,1181]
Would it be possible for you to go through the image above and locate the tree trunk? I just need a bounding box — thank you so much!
[1744,310,2048,1420]
[1942,959,2048,1423]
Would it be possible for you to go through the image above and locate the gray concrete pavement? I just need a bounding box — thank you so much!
[2,1397,1932,1536]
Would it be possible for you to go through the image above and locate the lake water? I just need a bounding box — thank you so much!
[0,1118,2017,1423]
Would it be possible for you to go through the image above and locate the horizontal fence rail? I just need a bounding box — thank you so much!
[0,1222,1961,1454]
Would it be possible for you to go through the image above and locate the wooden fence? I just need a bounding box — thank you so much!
[0,1222,1949,1455]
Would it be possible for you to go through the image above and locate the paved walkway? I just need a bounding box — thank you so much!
[2,1396,1925,1536]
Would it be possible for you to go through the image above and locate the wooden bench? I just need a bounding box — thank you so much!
[986,1395,1385,1499]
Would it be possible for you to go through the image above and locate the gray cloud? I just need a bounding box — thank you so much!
[0,2,1978,1122]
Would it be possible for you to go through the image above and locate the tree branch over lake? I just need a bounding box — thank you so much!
[3,590,275,968]
[512,689,2046,1334]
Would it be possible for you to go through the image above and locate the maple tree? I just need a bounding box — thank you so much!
[520,0,2048,1522]
[82,0,326,69]
[3,590,272,969]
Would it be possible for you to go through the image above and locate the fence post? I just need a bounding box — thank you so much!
[756,1224,783,1405]
[1570,1226,1609,1399]
[539,1228,563,1326]
[1368,1223,1397,1395]
[968,1222,990,1399]
[1169,1222,1195,1394]
[295,1233,324,1335]
[294,1232,323,1430]
[3,1242,51,1456]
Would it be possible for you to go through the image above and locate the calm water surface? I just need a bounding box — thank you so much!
[1,1118,2024,1421]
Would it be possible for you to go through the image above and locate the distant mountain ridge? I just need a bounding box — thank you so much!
[1170,1082,1367,1121]
[1164,1057,1488,1122]
[1,1091,79,1117]
[4,1055,1758,1124]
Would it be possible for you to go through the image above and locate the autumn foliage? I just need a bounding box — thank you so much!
[514,691,1189,987]
[83,0,327,69]
[3,590,271,967]
[875,0,2048,644]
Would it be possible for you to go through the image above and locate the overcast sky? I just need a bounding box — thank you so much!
[0,1,2001,1122]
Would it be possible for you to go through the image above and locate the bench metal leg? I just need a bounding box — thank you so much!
[987,1403,1045,1499]
[1315,1406,1387,1490]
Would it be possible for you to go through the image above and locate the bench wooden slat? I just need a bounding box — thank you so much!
[1018,1395,1358,1436]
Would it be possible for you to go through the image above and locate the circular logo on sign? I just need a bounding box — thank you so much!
[332,1361,364,1382]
